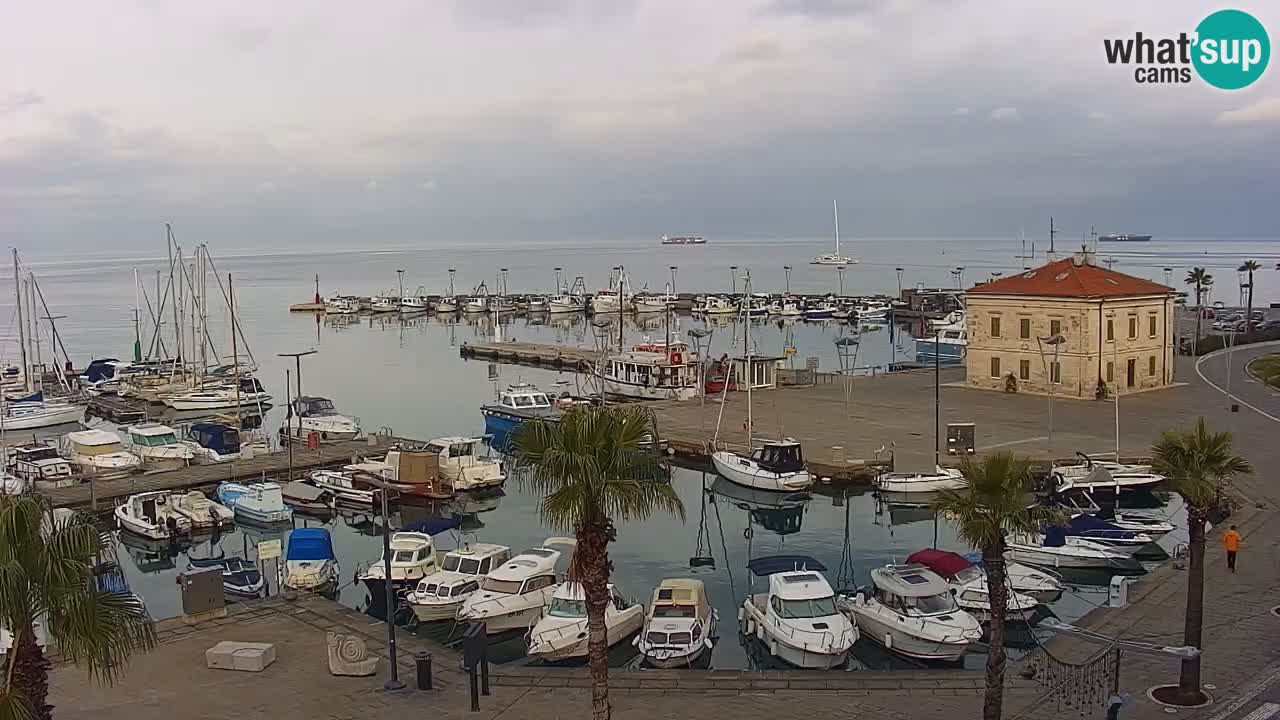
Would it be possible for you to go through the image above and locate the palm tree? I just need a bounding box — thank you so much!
[1238,260,1261,331]
[1150,419,1252,705]
[931,453,1059,720]
[0,496,155,720]
[1185,268,1214,353]
[514,406,684,720]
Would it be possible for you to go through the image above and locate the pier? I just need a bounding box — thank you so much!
[459,339,601,371]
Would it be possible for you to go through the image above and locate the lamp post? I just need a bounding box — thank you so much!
[730,266,738,295]
[278,349,318,454]
[396,269,404,301]
[837,265,845,296]
[669,266,678,296]
[1036,333,1067,458]
[784,265,792,295]
[376,473,404,691]
[955,266,966,288]
[895,267,904,296]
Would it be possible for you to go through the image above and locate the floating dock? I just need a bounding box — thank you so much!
[459,340,600,371]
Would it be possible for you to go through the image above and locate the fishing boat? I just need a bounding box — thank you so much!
[370,294,399,313]
[591,289,627,315]
[636,578,718,668]
[2,393,82,430]
[181,422,242,464]
[633,290,676,312]
[280,396,361,444]
[840,563,982,662]
[283,528,339,594]
[698,295,737,315]
[325,296,359,315]
[5,443,75,490]
[61,430,142,479]
[457,538,575,634]
[527,295,549,312]
[768,297,804,317]
[1004,528,1145,574]
[114,491,192,540]
[874,467,966,493]
[915,326,967,364]
[407,543,513,622]
[600,346,699,401]
[358,532,439,598]
[164,377,272,411]
[464,283,490,313]
[548,293,586,313]
[801,300,837,320]
[527,582,645,661]
[169,490,234,529]
[906,550,1041,624]
[738,555,857,669]
[188,556,264,597]
[811,200,856,265]
[480,383,561,439]
[215,482,293,524]
[427,437,505,491]
[122,423,195,471]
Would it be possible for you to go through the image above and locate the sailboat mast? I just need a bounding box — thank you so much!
[744,269,753,449]
[133,268,142,363]
[617,266,624,353]
[229,273,241,418]
[12,249,29,393]
[833,200,840,257]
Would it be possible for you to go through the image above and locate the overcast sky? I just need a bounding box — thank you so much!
[3,0,1278,252]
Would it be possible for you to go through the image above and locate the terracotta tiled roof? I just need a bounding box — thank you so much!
[968,256,1172,298]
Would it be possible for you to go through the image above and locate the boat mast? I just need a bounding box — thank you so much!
[133,268,143,363]
[833,200,840,258]
[744,269,753,449]
[617,265,625,353]
[229,273,241,421]
[25,276,39,378]
[12,249,29,393]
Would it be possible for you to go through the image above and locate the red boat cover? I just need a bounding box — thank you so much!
[906,549,973,579]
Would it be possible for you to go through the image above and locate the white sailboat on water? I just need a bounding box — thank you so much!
[811,200,857,266]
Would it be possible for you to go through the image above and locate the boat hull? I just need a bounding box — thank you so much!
[601,378,698,402]
[914,339,966,363]
[711,452,812,493]
[410,599,464,622]
[1006,546,1144,573]
[848,610,971,662]
[165,392,272,411]
[4,404,83,429]
[460,605,544,635]
[875,475,966,493]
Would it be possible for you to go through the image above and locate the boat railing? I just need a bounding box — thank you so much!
[526,618,587,647]
[771,617,854,650]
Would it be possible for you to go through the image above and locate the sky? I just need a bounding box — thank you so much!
[2,0,1279,252]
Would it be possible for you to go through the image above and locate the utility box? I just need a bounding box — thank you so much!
[946,423,976,455]
[179,567,225,615]
[1109,576,1131,608]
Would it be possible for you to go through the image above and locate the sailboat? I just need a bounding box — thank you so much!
[811,200,857,266]
[710,271,814,493]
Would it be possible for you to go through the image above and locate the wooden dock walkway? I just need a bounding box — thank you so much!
[459,340,600,371]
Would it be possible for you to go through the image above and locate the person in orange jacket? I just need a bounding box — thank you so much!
[1223,525,1242,573]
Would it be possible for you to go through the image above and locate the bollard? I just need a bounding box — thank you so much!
[415,652,433,691]
[469,665,480,712]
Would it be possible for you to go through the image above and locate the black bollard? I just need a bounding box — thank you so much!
[469,665,480,712]
[480,652,490,697]
[415,652,433,691]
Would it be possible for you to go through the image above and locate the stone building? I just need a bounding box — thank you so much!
[964,253,1175,398]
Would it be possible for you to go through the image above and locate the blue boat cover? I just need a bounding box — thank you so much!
[1066,514,1141,540]
[286,529,335,561]
[1043,526,1068,547]
[8,391,42,403]
[82,359,120,383]
[747,555,827,576]
[190,423,240,453]
[403,516,463,536]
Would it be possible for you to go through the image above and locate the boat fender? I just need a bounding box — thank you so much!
[736,607,745,622]
[883,633,893,649]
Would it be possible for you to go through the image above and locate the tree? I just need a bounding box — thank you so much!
[0,496,155,720]
[1185,268,1214,354]
[1238,260,1261,331]
[514,406,684,720]
[1150,419,1252,705]
[932,453,1059,720]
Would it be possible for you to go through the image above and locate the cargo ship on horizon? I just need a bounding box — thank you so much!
[1098,233,1152,242]
[660,234,706,245]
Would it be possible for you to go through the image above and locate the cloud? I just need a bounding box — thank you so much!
[1214,97,1280,127]
[951,107,971,116]
[989,107,1019,121]
[725,34,784,64]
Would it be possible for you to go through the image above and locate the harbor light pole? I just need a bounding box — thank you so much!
[730,266,738,295]
[396,269,404,301]
[837,265,845,296]
[784,265,792,295]
[1036,333,1066,459]
[554,267,562,294]
[376,473,404,690]
[895,267,903,296]
[669,266,678,296]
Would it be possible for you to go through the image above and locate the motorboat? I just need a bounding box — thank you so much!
[457,538,575,634]
[346,449,452,504]
[407,543,513,622]
[5,443,75,490]
[1065,514,1156,551]
[858,299,894,321]
[548,294,586,313]
[182,422,242,464]
[632,291,675,312]
[215,482,294,524]
[463,286,490,313]
[308,469,376,505]
[400,294,429,312]
[600,346,698,401]
[78,358,133,394]
[527,295,549,312]
[2,393,83,430]
[169,491,234,530]
[188,556,264,598]
[738,555,857,669]
[61,429,142,479]
[811,200,856,266]
[325,296,359,315]
[280,481,334,514]
[1093,509,1175,537]
[427,437,506,491]
[768,297,803,317]
[1004,528,1145,574]
[370,294,399,313]
[635,578,718,668]
[527,582,645,662]
[280,396,361,444]
[114,491,192,540]
[712,439,813,493]
[283,528,340,594]
[928,309,965,329]
[480,383,561,439]
[164,377,272,411]
[960,552,1065,604]
[915,326,967,364]
[697,295,737,315]
[435,296,459,313]
[591,289,628,315]
[358,532,439,598]
[2,472,24,496]
[122,423,195,471]
[840,563,982,662]
[906,550,1041,624]
[1052,458,1165,495]
[874,467,967,493]
[802,300,837,320]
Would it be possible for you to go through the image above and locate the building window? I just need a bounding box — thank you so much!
[1020,318,1031,339]
[990,357,1001,378]
[1106,361,1114,383]
[1149,355,1156,376]
[1128,316,1137,339]
[1050,361,1061,384]
[1148,315,1157,338]
[1126,358,1136,387]
[1019,359,1030,380]
[1049,319,1062,337]
[1106,319,1114,342]
[990,316,1001,337]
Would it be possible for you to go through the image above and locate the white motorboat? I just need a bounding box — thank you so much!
[906,550,1041,624]
[957,552,1065,604]
[768,297,804,317]
[742,294,770,316]
[164,378,272,411]
[464,284,490,313]
[1053,458,1165,495]
[215,482,294,524]
[591,289,627,315]
[122,423,195,471]
[435,296,459,312]
[600,346,699,402]
[181,422,242,464]
[169,490,234,529]
[427,437,505,491]
[2,394,83,430]
[400,294,429,312]
[916,326,968,364]
[633,291,675,312]
[527,296,549,312]
[802,300,838,320]
[548,294,586,313]
[840,563,981,662]
[61,430,142,479]
[738,555,857,669]
[283,528,339,594]
[1096,511,1175,537]
[928,309,965,329]
[308,470,375,505]
[2,473,24,496]
[636,578,718,668]
[370,295,399,313]
[527,582,645,662]
[811,200,856,265]
[359,532,438,598]
[698,295,737,315]
[1005,529,1145,574]
[280,396,361,444]
[325,296,359,315]
[712,440,813,493]
[457,538,575,634]
[874,467,967,493]
[1065,514,1156,551]
[407,543,513,622]
[5,443,75,490]
[114,491,192,540]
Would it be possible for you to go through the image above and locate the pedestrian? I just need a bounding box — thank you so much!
[1223,524,1241,573]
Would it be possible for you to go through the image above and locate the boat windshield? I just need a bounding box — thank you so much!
[299,398,336,416]
[78,442,125,456]
[134,432,177,447]
[443,555,482,574]
[952,566,984,584]
[393,550,417,563]
[547,596,587,618]
[910,593,958,614]
[779,596,837,619]
[480,577,522,594]
[653,604,697,618]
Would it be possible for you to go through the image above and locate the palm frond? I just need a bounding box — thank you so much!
[44,589,156,685]
[1150,418,1252,511]
[931,452,1056,552]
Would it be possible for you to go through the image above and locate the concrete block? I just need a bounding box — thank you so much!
[205,641,277,672]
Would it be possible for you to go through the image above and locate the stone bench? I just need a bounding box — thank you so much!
[205,641,277,672]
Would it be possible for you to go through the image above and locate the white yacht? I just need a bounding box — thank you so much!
[122,423,195,471]
[906,550,1040,624]
[358,532,438,597]
[281,396,361,444]
[527,583,645,662]
[712,439,813,493]
[548,294,586,313]
[1052,459,1165,495]
[427,437,505,491]
[2,395,82,430]
[1004,529,1145,573]
[308,470,376,505]
[636,578,718,668]
[61,430,142,479]
[457,539,575,634]
[114,491,192,540]
[840,563,982,662]
[738,555,857,669]
[215,482,294,524]
[874,467,967,493]
[957,552,1065,604]
[811,200,856,266]
[164,378,272,411]
[181,422,242,464]
[407,543,513,622]
[601,346,699,401]
[169,490,234,530]
[6,443,75,490]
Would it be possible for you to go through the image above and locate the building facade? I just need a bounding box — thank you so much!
[964,253,1175,398]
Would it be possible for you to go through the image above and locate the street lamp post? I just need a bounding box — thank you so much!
[730,266,738,295]
[396,269,404,301]
[784,266,792,295]
[837,265,845,296]
[895,267,904,296]
[669,266,678,296]
[1036,334,1066,458]
[377,474,404,691]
